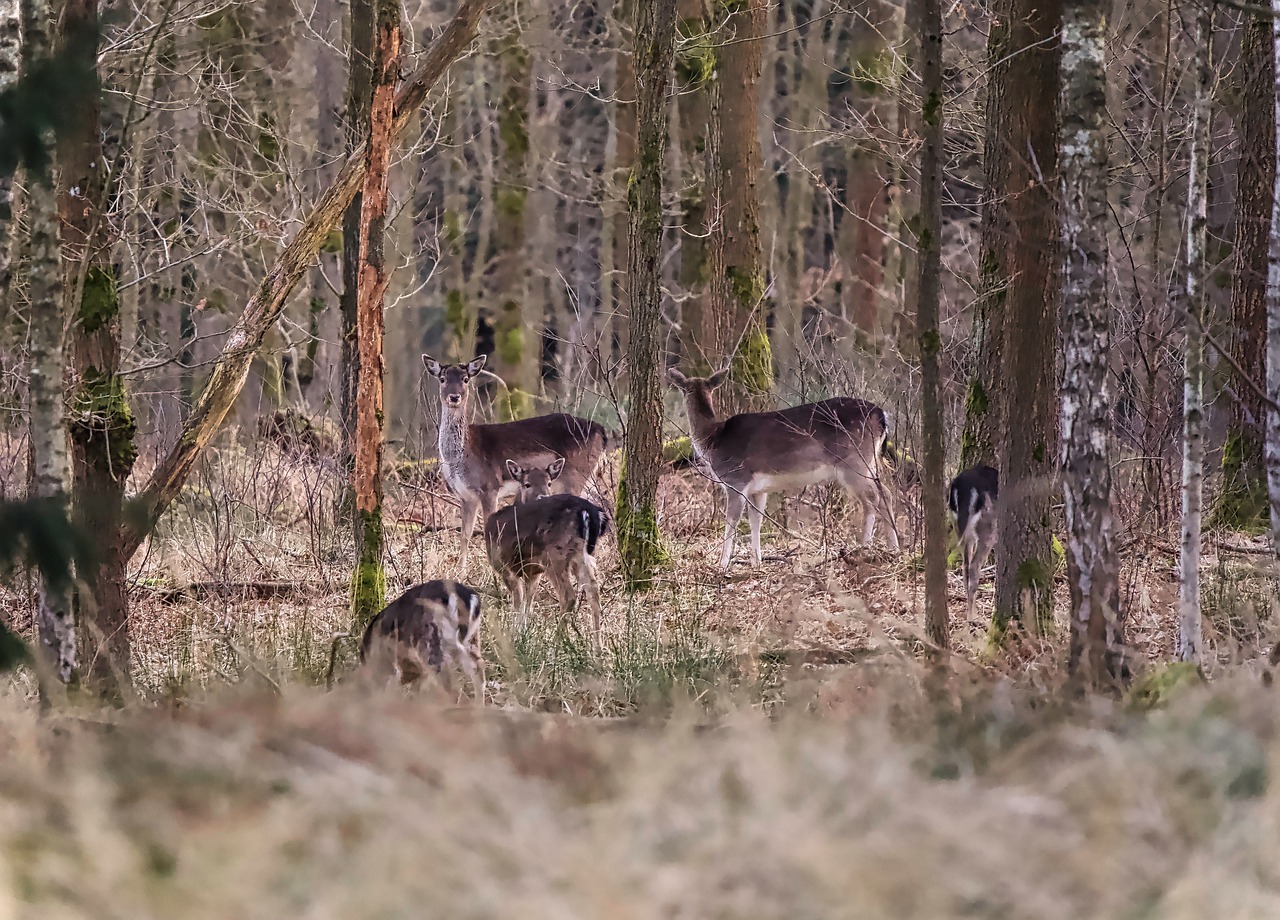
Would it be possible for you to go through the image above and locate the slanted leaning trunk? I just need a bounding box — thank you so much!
[915,0,948,651]
[1060,0,1124,687]
[24,0,75,684]
[1179,3,1212,665]
[351,0,401,630]
[617,0,678,591]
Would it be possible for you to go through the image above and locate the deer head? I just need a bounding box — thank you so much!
[423,354,487,409]
[505,457,565,500]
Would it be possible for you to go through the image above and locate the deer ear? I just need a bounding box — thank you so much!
[706,368,729,389]
[547,457,565,480]
[505,459,521,480]
[466,355,487,376]
[667,368,688,386]
[423,355,442,377]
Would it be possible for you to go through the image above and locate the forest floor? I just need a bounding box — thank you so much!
[3,436,1280,916]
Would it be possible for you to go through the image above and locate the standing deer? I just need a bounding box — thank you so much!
[948,465,998,621]
[360,579,485,701]
[485,458,609,642]
[667,368,900,568]
[423,355,609,572]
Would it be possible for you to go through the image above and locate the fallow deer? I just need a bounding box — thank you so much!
[360,579,485,701]
[948,465,998,621]
[423,354,609,572]
[667,368,900,568]
[485,458,609,642]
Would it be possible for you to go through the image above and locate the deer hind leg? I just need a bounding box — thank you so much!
[721,488,747,569]
[576,552,603,645]
[968,518,997,620]
[873,475,901,550]
[448,643,486,704]
[745,490,767,565]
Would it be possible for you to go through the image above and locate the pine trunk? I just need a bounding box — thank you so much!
[714,0,771,416]
[989,0,1062,639]
[60,0,137,694]
[1060,0,1125,687]
[916,0,948,651]
[1217,16,1275,531]
[617,0,678,591]
[24,0,75,685]
[350,0,400,630]
[1179,4,1211,665]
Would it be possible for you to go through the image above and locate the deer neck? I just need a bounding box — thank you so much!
[683,389,721,453]
[437,401,472,487]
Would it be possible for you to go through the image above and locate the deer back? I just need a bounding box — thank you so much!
[360,580,482,669]
[457,413,607,497]
[485,495,610,577]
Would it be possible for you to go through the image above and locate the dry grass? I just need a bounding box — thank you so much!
[4,433,1280,916]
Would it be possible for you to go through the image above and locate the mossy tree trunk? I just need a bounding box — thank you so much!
[618,0,678,591]
[349,0,400,630]
[491,6,536,421]
[441,80,477,361]
[915,0,948,651]
[674,0,714,372]
[1060,0,1125,688]
[341,0,373,477]
[990,0,1062,640]
[25,0,76,685]
[1179,4,1212,665]
[608,1,639,381]
[712,0,772,416]
[58,0,137,695]
[1216,16,1275,532]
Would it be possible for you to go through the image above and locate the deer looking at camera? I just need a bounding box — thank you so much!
[948,465,998,622]
[667,368,900,568]
[485,458,609,642]
[360,579,485,702]
[423,355,609,572]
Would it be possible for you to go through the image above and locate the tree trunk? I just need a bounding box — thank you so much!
[491,6,536,420]
[59,0,137,694]
[0,0,19,308]
[341,0,373,479]
[24,0,75,685]
[609,2,639,378]
[675,0,713,372]
[120,0,493,558]
[915,0,947,651]
[714,0,771,415]
[350,0,400,630]
[1060,0,1124,688]
[1217,15,1275,531]
[1265,0,1280,564]
[1179,3,1212,665]
[990,0,1062,639]
[617,0,678,591]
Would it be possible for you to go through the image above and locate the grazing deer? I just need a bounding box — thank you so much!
[667,367,900,568]
[360,579,485,701]
[485,458,609,642]
[948,465,998,621]
[423,354,609,572]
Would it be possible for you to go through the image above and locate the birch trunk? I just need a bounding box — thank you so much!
[1265,0,1280,563]
[1060,0,1124,687]
[617,0,678,591]
[25,0,75,684]
[916,0,948,650]
[350,0,400,630]
[1179,2,1211,665]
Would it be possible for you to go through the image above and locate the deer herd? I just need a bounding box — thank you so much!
[360,355,1001,701]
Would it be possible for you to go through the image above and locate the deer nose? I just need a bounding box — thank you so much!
[445,394,461,406]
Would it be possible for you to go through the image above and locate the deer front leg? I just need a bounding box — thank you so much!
[458,494,480,574]
[745,491,766,565]
[721,488,746,569]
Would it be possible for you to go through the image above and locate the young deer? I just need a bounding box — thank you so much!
[948,465,998,621]
[667,368,900,568]
[485,458,609,642]
[360,579,485,701]
[423,355,609,572]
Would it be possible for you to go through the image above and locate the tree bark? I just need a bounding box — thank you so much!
[350,0,400,630]
[58,0,137,693]
[713,0,771,416]
[617,0,678,591]
[990,0,1062,639]
[120,0,493,559]
[1060,0,1124,688]
[1266,0,1280,565]
[915,0,947,651]
[0,0,19,307]
[675,0,713,372]
[24,0,75,685]
[1217,15,1275,531]
[1179,3,1212,665]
